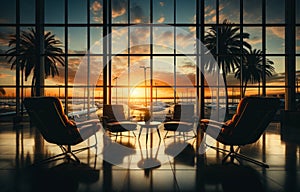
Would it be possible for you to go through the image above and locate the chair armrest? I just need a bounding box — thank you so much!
[200,119,226,126]
[76,119,100,128]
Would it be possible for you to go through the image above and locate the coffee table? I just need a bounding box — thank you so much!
[137,121,161,143]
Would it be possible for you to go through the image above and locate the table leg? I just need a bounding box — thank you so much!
[138,126,143,139]
[156,127,161,140]
[146,127,149,144]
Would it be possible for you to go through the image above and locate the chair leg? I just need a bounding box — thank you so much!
[207,143,269,168]
[132,131,136,137]
[30,134,98,167]
[234,152,269,168]
[66,145,80,163]
[164,131,169,139]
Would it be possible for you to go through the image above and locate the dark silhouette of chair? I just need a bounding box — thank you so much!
[165,141,195,167]
[101,104,137,138]
[200,97,280,168]
[24,96,100,164]
[163,104,196,139]
[33,161,100,192]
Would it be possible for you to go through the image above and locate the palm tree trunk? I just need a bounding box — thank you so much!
[243,81,248,96]
[31,75,36,96]
[222,72,229,119]
[258,81,261,96]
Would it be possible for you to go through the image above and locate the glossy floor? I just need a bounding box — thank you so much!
[0,119,299,192]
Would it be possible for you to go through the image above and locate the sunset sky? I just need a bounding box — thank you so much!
[0,0,300,98]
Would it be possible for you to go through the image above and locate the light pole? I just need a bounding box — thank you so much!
[140,66,150,107]
[113,76,118,104]
[57,84,61,99]
[155,82,157,104]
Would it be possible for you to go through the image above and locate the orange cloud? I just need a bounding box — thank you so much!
[157,16,165,23]
[112,7,126,18]
[0,73,10,79]
[90,1,103,23]
[267,27,285,39]
[112,0,127,18]
[91,1,102,12]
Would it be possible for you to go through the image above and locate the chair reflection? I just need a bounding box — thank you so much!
[102,134,136,166]
[30,161,99,192]
[165,141,195,167]
[137,139,161,176]
[199,164,265,192]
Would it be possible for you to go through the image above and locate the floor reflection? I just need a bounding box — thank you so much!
[29,161,99,192]
[0,120,299,191]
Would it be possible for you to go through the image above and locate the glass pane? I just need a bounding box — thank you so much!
[44,27,65,86]
[296,27,300,54]
[243,0,262,24]
[90,27,103,54]
[45,0,65,24]
[20,0,35,23]
[130,0,150,23]
[176,0,196,24]
[266,88,284,98]
[153,56,175,107]
[153,56,174,87]
[112,27,128,54]
[44,60,65,86]
[68,27,87,54]
[0,56,15,86]
[45,27,65,53]
[176,27,196,54]
[0,88,16,115]
[266,0,285,24]
[153,56,175,104]
[90,0,103,24]
[130,26,150,54]
[176,56,196,86]
[219,0,240,24]
[153,27,174,54]
[153,0,174,24]
[266,56,284,88]
[205,0,216,24]
[129,57,150,106]
[68,56,86,85]
[44,87,65,98]
[244,27,262,50]
[0,0,15,23]
[0,27,15,52]
[68,0,87,23]
[297,0,300,24]
[90,56,104,86]
[112,56,128,86]
[297,57,300,94]
[266,27,285,54]
[112,0,128,23]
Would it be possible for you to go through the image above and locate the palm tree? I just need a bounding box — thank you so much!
[235,49,274,96]
[204,19,251,116]
[6,28,64,96]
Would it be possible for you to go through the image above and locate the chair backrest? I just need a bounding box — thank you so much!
[221,97,280,145]
[24,97,80,145]
[173,104,195,122]
[103,104,126,122]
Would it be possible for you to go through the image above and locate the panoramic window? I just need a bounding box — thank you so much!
[0,0,297,119]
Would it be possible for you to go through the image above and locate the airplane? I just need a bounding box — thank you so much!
[68,107,98,119]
